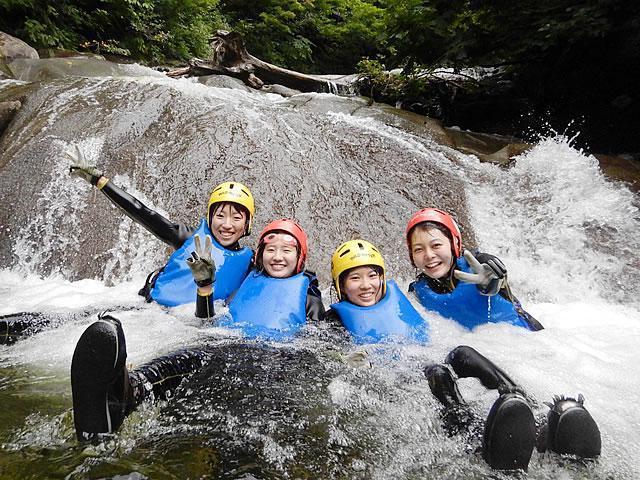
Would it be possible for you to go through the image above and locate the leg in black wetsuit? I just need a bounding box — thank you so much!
[426,346,536,470]
[1,312,51,345]
[71,313,207,441]
[425,346,600,471]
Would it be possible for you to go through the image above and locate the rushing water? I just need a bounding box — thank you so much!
[1,59,639,479]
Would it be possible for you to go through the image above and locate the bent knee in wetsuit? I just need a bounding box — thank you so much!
[131,349,209,402]
[425,363,464,408]
[445,345,520,394]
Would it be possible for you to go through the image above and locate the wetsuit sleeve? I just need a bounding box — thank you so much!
[304,272,326,322]
[195,290,215,319]
[100,181,195,249]
[306,294,325,322]
[474,252,544,331]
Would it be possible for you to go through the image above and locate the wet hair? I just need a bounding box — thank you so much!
[208,201,249,232]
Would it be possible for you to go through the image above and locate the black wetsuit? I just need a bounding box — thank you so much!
[323,304,599,467]
[408,251,544,331]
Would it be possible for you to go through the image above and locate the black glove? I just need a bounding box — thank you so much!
[454,250,506,296]
[186,234,216,287]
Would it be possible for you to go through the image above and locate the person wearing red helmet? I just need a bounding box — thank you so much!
[70,219,324,442]
[406,208,601,468]
[190,218,325,332]
[405,207,543,331]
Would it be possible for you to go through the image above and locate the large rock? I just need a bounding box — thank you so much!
[0,32,39,63]
[0,100,21,135]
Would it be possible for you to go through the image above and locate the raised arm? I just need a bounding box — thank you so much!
[66,145,193,249]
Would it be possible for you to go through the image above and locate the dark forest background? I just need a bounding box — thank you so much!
[2,0,638,153]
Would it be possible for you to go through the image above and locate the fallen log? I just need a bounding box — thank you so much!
[167,30,347,94]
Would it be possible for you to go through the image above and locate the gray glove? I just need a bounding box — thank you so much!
[454,250,506,296]
[186,234,216,287]
[65,144,103,185]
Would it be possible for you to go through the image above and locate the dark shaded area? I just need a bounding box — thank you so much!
[373,0,640,154]
[156,343,348,479]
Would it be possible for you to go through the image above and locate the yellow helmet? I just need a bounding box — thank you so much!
[331,239,386,300]
[207,181,255,235]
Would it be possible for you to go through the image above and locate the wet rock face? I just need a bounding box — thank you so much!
[0,64,475,284]
[0,100,21,135]
[0,32,39,63]
[197,74,253,92]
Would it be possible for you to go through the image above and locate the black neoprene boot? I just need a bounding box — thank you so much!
[539,394,601,458]
[482,392,537,471]
[71,313,133,441]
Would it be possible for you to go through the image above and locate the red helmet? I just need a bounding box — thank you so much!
[405,208,462,264]
[257,219,308,274]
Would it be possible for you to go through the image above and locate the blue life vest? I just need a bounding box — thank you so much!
[150,219,253,307]
[220,270,310,341]
[411,257,531,330]
[330,280,430,345]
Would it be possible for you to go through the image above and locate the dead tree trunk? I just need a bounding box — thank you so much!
[167,31,344,93]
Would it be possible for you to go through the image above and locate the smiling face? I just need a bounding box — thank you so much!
[261,233,299,278]
[410,226,454,279]
[341,265,384,307]
[409,226,455,279]
[209,203,248,247]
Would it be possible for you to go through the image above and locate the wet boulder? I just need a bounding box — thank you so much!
[0,32,39,63]
[198,74,253,92]
[260,84,302,97]
[0,100,21,136]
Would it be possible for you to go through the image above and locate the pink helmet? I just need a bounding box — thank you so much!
[257,219,308,274]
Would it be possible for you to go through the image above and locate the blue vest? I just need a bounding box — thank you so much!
[220,270,310,341]
[150,219,253,307]
[330,280,430,345]
[411,257,531,330]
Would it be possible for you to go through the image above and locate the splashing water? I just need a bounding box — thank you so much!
[1,65,639,479]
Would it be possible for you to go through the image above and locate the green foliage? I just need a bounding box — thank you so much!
[382,0,639,71]
[0,0,225,62]
[221,0,387,73]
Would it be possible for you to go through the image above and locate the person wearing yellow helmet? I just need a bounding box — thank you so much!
[325,239,429,344]
[325,239,600,471]
[65,144,255,307]
[69,219,326,442]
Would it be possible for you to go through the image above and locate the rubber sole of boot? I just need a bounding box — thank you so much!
[482,393,536,471]
[71,317,126,441]
[553,406,601,458]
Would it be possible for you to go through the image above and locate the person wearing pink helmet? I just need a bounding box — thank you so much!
[406,208,600,468]
[405,207,543,331]
[71,219,324,441]
[188,218,324,331]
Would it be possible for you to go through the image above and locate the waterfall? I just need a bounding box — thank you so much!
[1,60,638,479]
